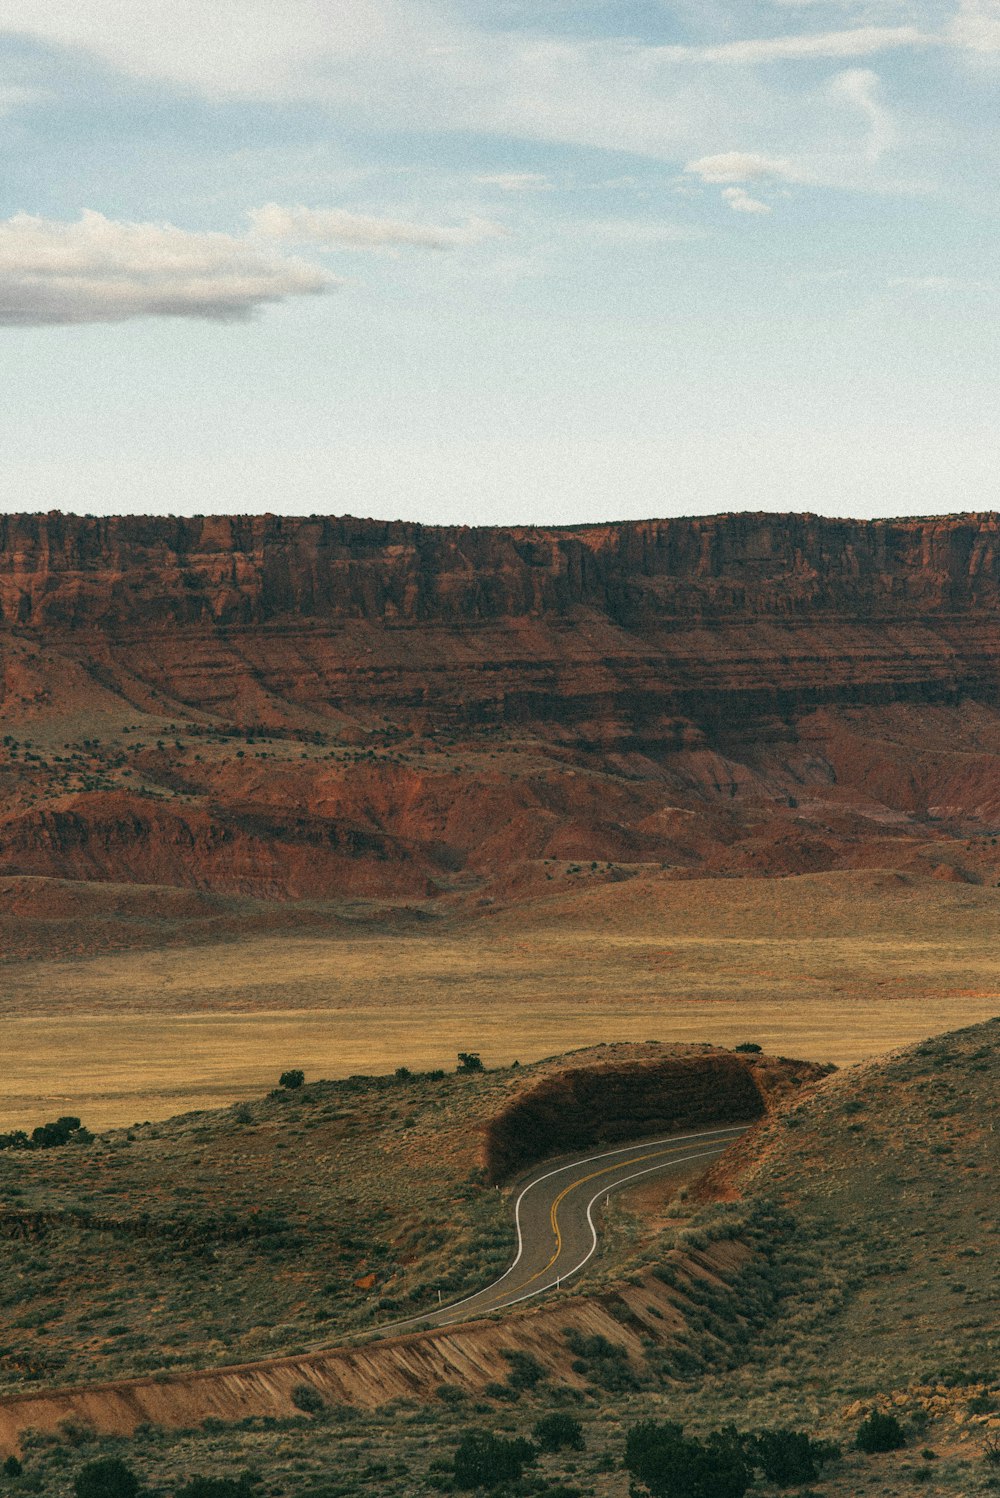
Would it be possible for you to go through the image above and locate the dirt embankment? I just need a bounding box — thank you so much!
[0,1232,748,1459]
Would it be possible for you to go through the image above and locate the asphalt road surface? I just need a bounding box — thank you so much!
[382,1122,750,1334]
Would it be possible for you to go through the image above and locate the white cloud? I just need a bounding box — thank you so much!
[888,274,993,290]
[655,25,932,63]
[579,218,705,243]
[947,0,1000,52]
[474,173,553,192]
[2,0,425,95]
[686,152,801,183]
[0,211,333,326]
[722,187,772,213]
[248,202,506,250]
[831,67,895,158]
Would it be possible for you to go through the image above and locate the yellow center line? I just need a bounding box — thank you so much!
[473,1136,733,1310]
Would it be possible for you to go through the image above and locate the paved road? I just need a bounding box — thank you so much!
[380,1122,750,1334]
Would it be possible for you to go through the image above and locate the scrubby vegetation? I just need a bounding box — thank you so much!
[1,1021,997,1498]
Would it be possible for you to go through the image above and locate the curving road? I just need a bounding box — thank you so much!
[380,1122,750,1334]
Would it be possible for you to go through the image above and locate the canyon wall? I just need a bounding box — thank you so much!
[2,511,1000,904]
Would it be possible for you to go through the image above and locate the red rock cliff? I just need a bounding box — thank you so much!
[2,511,1000,903]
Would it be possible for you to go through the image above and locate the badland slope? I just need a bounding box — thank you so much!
[3,511,1000,912]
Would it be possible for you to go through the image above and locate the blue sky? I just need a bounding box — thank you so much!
[1,0,999,524]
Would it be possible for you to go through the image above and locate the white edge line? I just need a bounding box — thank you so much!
[490,1144,727,1314]
[376,1124,746,1333]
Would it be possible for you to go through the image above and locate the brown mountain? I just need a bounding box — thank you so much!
[2,510,1000,911]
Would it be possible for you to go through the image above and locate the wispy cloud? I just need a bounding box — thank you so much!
[831,67,895,158]
[888,273,994,290]
[654,25,933,64]
[475,173,553,192]
[248,203,506,251]
[578,218,705,243]
[0,211,333,326]
[722,186,772,214]
[686,152,802,183]
[947,0,1000,53]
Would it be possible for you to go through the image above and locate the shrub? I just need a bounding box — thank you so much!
[625,1421,752,1498]
[855,1411,906,1453]
[73,1458,141,1498]
[278,1070,304,1090]
[533,1413,585,1453]
[502,1349,545,1390]
[452,1430,536,1490]
[3,1456,23,1477]
[290,1382,326,1415]
[734,1043,762,1054]
[752,1429,839,1486]
[175,1479,255,1498]
[457,1053,484,1073]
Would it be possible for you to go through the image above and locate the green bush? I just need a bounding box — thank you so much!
[533,1413,585,1453]
[855,1411,906,1453]
[452,1430,536,1490]
[456,1053,484,1074]
[625,1422,752,1498]
[502,1349,545,1390]
[278,1070,304,1090]
[74,1458,141,1498]
[752,1429,839,1486]
[290,1382,326,1415]
[3,1456,22,1477]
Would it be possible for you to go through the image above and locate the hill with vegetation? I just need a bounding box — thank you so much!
[0,1021,996,1497]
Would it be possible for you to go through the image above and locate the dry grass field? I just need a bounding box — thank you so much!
[1,867,997,1132]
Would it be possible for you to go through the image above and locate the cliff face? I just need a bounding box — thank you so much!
[3,510,1000,628]
[2,511,1000,905]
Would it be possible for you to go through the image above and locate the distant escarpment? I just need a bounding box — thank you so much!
[2,511,1000,905]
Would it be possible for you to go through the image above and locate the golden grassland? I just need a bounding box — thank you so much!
[1,867,998,1131]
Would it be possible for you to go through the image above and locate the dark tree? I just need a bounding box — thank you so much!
[752,1429,839,1485]
[73,1458,141,1498]
[453,1430,536,1490]
[278,1069,304,1090]
[855,1411,906,1453]
[533,1412,585,1452]
[625,1421,752,1498]
[456,1052,484,1073]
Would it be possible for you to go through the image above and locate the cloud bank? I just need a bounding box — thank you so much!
[0,212,333,326]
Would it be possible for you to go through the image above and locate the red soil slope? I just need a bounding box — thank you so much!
[2,511,1000,910]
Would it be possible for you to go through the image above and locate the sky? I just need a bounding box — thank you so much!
[1,0,999,525]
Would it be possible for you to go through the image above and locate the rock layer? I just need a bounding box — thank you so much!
[2,511,1000,904]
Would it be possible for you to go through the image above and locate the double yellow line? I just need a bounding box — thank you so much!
[481,1139,708,1308]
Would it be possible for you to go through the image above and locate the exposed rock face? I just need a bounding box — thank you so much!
[3,510,1000,629]
[2,511,1000,903]
[482,1053,828,1181]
